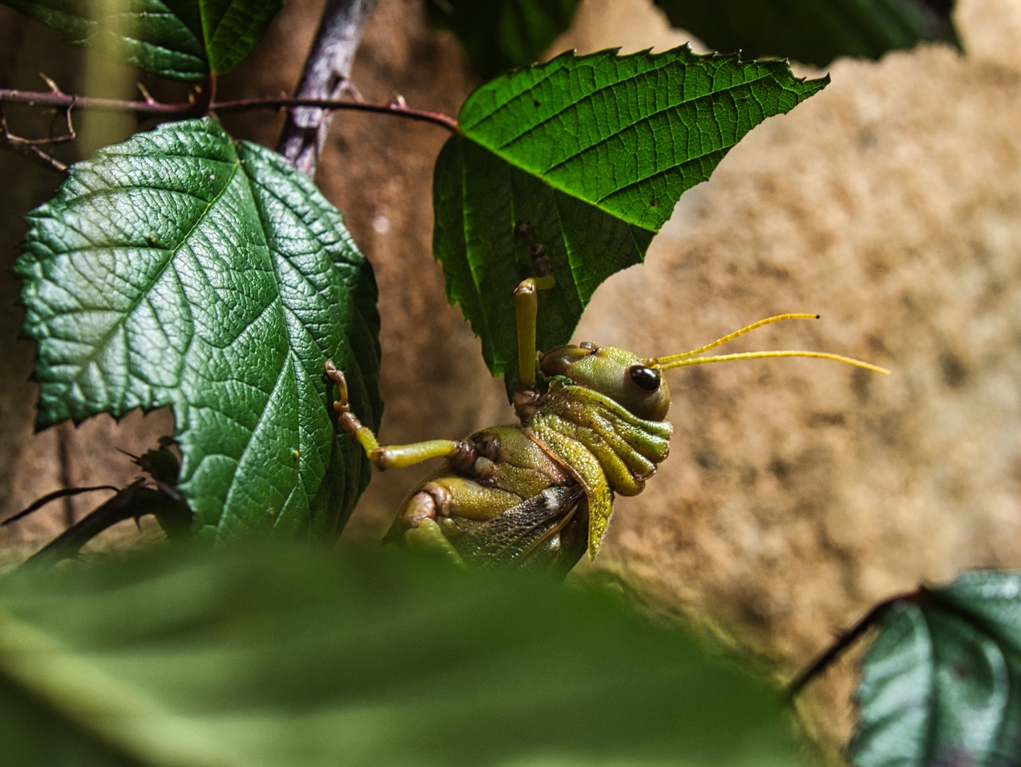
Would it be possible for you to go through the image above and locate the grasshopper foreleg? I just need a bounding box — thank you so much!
[323,361,474,472]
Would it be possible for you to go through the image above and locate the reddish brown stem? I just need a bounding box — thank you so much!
[0,88,458,131]
[221,96,457,131]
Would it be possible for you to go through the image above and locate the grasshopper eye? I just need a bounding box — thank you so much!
[628,365,660,392]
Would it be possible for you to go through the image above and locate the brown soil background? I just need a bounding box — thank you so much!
[3,0,1021,761]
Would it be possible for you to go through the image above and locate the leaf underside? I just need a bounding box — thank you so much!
[15,118,382,540]
[433,46,827,391]
[427,0,582,79]
[654,0,960,69]
[0,0,284,80]
[0,546,808,767]
[852,571,1021,767]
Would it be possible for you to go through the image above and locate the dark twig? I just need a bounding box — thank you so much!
[1,485,120,527]
[786,590,920,698]
[19,480,189,569]
[276,0,379,178]
[0,105,70,173]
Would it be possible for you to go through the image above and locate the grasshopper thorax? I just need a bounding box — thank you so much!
[538,344,671,422]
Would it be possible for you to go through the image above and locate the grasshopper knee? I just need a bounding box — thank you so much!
[396,483,451,530]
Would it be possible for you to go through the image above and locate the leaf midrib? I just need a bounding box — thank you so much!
[0,607,242,767]
[61,157,242,412]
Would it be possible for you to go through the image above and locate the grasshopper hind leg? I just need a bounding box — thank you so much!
[403,519,466,566]
[383,485,466,565]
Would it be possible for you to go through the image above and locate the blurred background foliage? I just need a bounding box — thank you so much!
[0,545,807,767]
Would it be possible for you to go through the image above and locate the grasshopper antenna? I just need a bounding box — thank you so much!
[645,314,890,375]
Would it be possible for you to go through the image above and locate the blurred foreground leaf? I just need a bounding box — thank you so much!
[0,546,808,767]
[852,571,1021,767]
[433,47,826,391]
[654,0,959,68]
[427,0,581,78]
[15,118,382,540]
[1,0,284,80]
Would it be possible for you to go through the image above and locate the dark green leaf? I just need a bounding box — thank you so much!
[852,571,1021,767]
[433,47,826,390]
[14,118,382,540]
[0,545,809,767]
[427,0,581,79]
[0,0,284,81]
[654,0,959,69]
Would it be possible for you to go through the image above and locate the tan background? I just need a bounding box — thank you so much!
[3,0,1021,759]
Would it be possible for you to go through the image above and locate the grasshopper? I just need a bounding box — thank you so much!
[326,276,887,576]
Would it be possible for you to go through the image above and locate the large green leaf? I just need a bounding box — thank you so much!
[852,571,1021,767]
[0,545,809,767]
[433,47,826,390]
[654,0,959,69]
[14,118,382,540]
[427,0,581,79]
[0,0,284,81]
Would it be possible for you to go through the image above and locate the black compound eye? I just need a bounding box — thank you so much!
[628,365,660,392]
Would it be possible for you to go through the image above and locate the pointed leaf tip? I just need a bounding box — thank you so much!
[433,46,826,389]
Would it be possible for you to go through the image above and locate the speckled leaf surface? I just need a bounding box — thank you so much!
[433,47,827,389]
[427,0,581,79]
[655,0,959,69]
[0,546,808,767]
[14,118,382,540]
[852,571,1021,767]
[1,0,283,80]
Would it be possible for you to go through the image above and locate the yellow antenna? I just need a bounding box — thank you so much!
[644,314,890,375]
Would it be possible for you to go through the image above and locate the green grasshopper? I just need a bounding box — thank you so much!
[326,277,887,575]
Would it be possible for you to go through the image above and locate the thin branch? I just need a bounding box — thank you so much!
[277,0,379,178]
[18,480,191,569]
[0,88,457,130]
[220,96,458,131]
[786,590,920,698]
[1,485,120,527]
[0,105,70,173]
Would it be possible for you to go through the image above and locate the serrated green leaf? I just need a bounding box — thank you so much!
[852,571,1021,767]
[427,0,581,79]
[654,0,960,69]
[0,545,810,767]
[0,0,283,81]
[433,47,826,390]
[14,118,382,540]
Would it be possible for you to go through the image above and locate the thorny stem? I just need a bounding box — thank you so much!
[1,1,461,172]
[0,100,75,173]
[0,485,119,527]
[229,95,457,130]
[0,88,458,129]
[1,14,456,174]
[17,480,188,569]
[276,0,379,178]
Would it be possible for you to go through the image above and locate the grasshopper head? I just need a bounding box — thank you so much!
[537,315,892,425]
[540,344,671,422]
